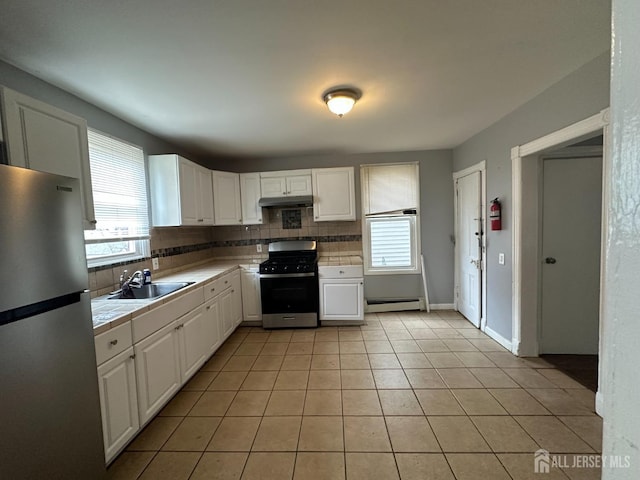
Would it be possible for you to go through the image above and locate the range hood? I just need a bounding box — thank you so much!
[258,195,313,208]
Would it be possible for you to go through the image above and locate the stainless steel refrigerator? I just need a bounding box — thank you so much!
[0,164,106,479]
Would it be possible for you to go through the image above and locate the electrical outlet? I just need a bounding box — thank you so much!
[256,244,262,253]
[152,257,160,270]
[498,253,505,265]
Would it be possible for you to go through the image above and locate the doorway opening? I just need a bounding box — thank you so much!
[453,161,487,332]
[511,109,609,414]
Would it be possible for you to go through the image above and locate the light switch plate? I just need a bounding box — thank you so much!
[256,244,262,253]
[498,253,505,265]
[152,257,160,270]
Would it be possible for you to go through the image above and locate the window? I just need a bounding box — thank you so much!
[84,130,149,267]
[361,163,420,275]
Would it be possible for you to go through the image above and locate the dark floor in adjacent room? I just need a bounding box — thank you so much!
[540,355,599,392]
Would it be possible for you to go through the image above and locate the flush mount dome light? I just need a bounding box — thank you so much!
[323,88,361,117]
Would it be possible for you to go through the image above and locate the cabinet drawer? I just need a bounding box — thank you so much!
[318,265,364,278]
[95,322,133,366]
[204,273,234,301]
[132,286,205,343]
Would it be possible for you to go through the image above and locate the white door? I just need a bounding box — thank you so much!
[456,171,482,327]
[540,156,602,354]
[287,175,312,196]
[134,322,181,424]
[241,269,262,321]
[177,307,207,381]
[197,168,215,225]
[203,297,222,355]
[212,171,242,225]
[319,279,364,321]
[240,173,265,225]
[220,289,235,339]
[260,176,287,197]
[312,167,356,221]
[97,348,139,463]
[178,159,199,225]
[231,271,243,326]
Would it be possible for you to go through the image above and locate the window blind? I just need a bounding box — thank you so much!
[84,130,149,243]
[368,216,414,268]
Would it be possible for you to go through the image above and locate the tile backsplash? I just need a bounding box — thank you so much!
[88,207,362,297]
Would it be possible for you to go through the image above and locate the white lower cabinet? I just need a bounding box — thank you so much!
[177,306,208,382]
[97,268,246,462]
[134,320,182,425]
[97,347,139,463]
[241,267,262,321]
[319,266,365,323]
[203,296,222,356]
[231,270,243,327]
[220,288,235,339]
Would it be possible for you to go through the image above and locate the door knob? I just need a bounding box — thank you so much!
[545,257,557,264]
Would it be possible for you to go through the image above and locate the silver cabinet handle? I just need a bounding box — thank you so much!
[129,354,136,360]
[109,339,118,346]
[339,270,345,274]
[198,219,204,222]
[206,305,211,310]
[89,219,98,224]
[210,287,216,292]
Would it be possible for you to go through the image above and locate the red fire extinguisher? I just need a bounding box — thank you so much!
[490,198,502,231]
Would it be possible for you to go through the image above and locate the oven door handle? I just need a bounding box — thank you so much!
[259,273,316,278]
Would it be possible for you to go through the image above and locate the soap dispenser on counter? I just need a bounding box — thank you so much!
[143,268,152,284]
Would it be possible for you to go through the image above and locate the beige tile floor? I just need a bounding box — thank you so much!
[107,311,602,480]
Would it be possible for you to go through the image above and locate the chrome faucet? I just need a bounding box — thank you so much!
[120,270,144,295]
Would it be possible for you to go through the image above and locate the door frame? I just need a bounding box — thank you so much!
[453,160,487,330]
[511,108,610,415]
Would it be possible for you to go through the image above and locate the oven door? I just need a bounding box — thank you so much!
[260,273,319,314]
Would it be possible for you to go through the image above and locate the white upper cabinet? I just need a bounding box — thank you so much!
[149,154,214,226]
[287,174,313,196]
[312,166,356,221]
[212,170,242,225]
[260,169,312,197]
[239,173,265,225]
[0,86,96,229]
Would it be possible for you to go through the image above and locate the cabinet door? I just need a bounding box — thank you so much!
[319,278,364,321]
[260,176,287,198]
[134,321,181,424]
[1,87,96,229]
[177,307,207,382]
[287,175,312,196]
[231,270,243,326]
[97,347,139,463]
[212,171,242,225]
[312,167,356,221]
[240,173,265,225]
[220,289,235,339]
[178,159,199,225]
[241,269,262,321]
[197,168,215,225]
[203,297,222,356]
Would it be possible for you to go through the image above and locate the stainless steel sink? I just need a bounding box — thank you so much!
[107,281,195,300]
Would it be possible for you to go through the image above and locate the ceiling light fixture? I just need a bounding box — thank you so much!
[323,88,361,117]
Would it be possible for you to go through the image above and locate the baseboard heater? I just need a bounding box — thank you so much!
[365,297,425,313]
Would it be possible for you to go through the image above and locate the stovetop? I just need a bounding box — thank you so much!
[259,240,318,274]
[259,256,318,274]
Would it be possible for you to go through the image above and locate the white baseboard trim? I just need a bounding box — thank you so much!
[595,391,604,418]
[484,325,513,351]
[429,303,455,310]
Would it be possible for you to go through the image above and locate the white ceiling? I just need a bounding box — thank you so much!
[0,1,610,159]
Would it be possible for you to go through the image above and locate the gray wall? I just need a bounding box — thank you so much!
[232,150,455,305]
[453,51,610,341]
[0,60,204,163]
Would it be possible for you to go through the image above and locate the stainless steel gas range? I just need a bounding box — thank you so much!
[259,240,319,329]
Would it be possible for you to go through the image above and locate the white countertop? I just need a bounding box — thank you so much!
[318,255,363,266]
[91,255,363,335]
[91,261,241,335]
